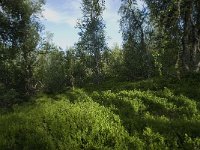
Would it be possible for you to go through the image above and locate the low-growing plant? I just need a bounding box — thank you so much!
[0,99,140,149]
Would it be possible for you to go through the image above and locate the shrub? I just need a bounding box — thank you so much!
[0,83,19,108]
[143,127,168,150]
[0,99,140,149]
[0,113,55,150]
[183,134,200,150]
[65,88,91,103]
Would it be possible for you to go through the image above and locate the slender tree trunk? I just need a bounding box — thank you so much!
[191,22,197,71]
[195,1,200,72]
[181,1,192,73]
[94,48,101,84]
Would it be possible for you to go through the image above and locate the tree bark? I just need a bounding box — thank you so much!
[181,1,192,73]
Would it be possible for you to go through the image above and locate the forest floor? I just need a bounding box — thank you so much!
[0,76,200,149]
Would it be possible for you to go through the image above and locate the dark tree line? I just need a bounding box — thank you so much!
[144,0,200,76]
[0,0,200,103]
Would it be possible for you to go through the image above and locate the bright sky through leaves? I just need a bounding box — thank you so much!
[41,0,122,49]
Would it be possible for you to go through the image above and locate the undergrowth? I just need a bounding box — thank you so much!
[0,77,200,149]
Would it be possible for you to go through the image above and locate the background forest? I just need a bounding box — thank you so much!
[0,0,200,149]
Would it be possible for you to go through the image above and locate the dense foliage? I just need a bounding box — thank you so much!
[1,0,200,95]
[1,78,200,149]
[0,0,200,149]
[0,0,44,94]
[0,99,132,149]
[76,0,107,84]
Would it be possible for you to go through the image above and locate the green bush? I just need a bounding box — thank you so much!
[0,83,19,108]
[64,88,91,103]
[0,99,141,149]
[90,87,200,149]
[0,112,55,150]
[183,134,200,150]
[1,77,200,149]
[142,127,168,150]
